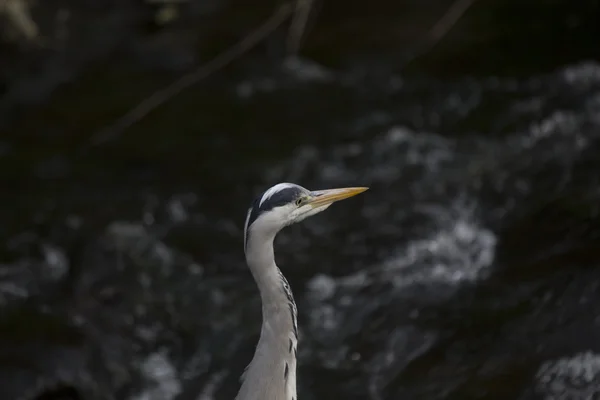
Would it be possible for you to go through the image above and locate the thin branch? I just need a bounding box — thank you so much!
[429,0,477,44]
[400,0,478,69]
[0,0,40,42]
[84,0,475,151]
[83,3,294,152]
[286,0,315,57]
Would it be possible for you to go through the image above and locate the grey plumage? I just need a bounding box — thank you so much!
[235,183,368,400]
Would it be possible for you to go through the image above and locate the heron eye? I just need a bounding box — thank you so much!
[295,198,304,207]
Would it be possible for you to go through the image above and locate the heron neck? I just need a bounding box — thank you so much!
[238,233,298,400]
[245,233,291,307]
[245,233,299,353]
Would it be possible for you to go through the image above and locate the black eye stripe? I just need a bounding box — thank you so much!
[244,186,305,248]
[261,187,303,211]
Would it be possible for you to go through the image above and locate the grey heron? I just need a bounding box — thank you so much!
[236,182,368,400]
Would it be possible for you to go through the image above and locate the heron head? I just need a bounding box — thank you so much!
[243,182,368,251]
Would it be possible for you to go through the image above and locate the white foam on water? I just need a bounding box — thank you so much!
[529,111,579,139]
[339,200,495,291]
[166,193,197,223]
[304,199,496,320]
[523,110,587,150]
[0,275,29,305]
[283,56,334,82]
[536,351,600,400]
[516,61,600,153]
[562,62,600,85]
[275,125,455,185]
[381,208,496,289]
[306,274,337,302]
[235,58,334,99]
[107,222,177,275]
[371,126,454,173]
[42,243,69,281]
[130,351,182,400]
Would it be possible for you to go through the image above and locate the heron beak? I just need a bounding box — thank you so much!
[306,187,369,208]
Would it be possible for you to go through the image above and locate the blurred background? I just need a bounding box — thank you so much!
[2,0,600,399]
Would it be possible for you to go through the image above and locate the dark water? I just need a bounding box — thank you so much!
[2,1,600,400]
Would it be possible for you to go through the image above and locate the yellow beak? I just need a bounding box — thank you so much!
[306,187,369,208]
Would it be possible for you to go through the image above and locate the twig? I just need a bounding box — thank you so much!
[400,0,478,69]
[429,0,477,44]
[0,0,40,42]
[84,0,474,151]
[286,0,314,57]
[83,3,294,152]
